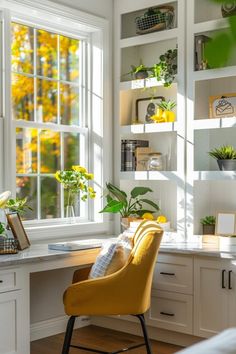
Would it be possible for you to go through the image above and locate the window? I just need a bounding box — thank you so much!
[0,1,110,237]
[12,22,85,221]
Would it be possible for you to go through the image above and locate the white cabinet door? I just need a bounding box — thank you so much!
[0,291,25,354]
[194,258,228,338]
[227,260,236,327]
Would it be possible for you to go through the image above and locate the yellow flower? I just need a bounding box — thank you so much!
[88,187,94,193]
[55,171,61,182]
[157,215,167,223]
[72,165,87,173]
[79,183,86,191]
[85,173,94,180]
[142,212,154,220]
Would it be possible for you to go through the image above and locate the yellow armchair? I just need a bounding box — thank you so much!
[62,220,163,354]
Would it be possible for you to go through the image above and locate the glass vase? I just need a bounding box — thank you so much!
[65,205,76,224]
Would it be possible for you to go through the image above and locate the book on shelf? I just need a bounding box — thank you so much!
[136,147,152,171]
[121,139,149,171]
[194,34,211,71]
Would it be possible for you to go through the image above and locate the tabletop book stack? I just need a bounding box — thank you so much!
[121,139,149,171]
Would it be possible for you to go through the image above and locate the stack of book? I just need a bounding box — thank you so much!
[121,139,149,171]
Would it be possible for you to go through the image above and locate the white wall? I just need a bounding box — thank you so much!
[30,0,114,338]
[50,0,113,19]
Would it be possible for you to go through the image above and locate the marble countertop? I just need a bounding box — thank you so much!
[1,236,236,267]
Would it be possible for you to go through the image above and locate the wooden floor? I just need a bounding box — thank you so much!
[31,325,182,354]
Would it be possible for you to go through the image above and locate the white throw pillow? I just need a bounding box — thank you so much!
[89,233,133,279]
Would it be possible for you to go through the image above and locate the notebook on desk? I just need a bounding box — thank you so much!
[48,239,104,251]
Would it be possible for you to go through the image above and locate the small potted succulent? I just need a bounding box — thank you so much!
[200,215,216,235]
[208,145,236,171]
[151,100,176,123]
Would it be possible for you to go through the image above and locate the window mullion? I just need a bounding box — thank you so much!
[3,9,16,195]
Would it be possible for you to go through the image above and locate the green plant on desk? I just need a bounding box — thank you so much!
[200,215,216,225]
[5,197,32,216]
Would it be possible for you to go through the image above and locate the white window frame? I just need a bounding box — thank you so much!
[0,0,112,241]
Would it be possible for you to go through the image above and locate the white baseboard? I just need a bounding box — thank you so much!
[31,315,91,342]
[91,316,202,348]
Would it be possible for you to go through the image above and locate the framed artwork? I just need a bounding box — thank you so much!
[135,96,165,124]
[6,213,30,250]
[209,94,236,118]
[215,212,236,236]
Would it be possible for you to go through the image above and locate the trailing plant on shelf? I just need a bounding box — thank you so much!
[200,215,216,235]
[150,48,177,87]
[100,183,160,218]
[151,99,177,123]
[208,145,236,171]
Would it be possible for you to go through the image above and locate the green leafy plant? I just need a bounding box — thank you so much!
[100,183,160,217]
[55,165,96,205]
[157,99,176,111]
[5,197,32,215]
[125,63,150,79]
[208,145,236,160]
[205,0,236,68]
[200,215,216,225]
[0,222,6,237]
[150,48,177,87]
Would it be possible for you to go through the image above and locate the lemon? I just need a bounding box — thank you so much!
[157,215,167,223]
[142,213,154,220]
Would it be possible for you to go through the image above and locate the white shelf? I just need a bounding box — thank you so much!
[120,77,177,90]
[193,18,228,34]
[194,171,236,181]
[120,122,178,135]
[193,66,236,81]
[120,28,179,48]
[120,171,178,181]
[193,117,236,130]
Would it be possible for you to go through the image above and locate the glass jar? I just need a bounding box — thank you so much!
[147,153,163,171]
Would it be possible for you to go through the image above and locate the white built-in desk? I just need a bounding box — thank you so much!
[2,238,236,353]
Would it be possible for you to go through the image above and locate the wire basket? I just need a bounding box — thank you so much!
[0,239,18,254]
[135,6,174,35]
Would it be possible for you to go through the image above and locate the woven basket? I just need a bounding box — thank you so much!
[135,6,174,35]
[0,239,18,254]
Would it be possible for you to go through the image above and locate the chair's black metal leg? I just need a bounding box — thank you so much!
[136,314,153,354]
[62,316,76,354]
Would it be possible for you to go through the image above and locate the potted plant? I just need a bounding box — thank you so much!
[128,63,150,80]
[150,48,177,87]
[150,100,176,123]
[100,183,160,228]
[200,215,216,235]
[208,145,236,171]
[55,165,96,223]
[0,222,6,240]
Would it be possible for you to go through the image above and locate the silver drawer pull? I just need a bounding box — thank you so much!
[160,311,175,317]
[160,272,175,276]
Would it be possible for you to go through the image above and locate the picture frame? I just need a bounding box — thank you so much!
[135,96,165,124]
[6,213,31,250]
[209,93,236,119]
[215,212,236,236]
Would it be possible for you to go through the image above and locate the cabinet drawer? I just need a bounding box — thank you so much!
[153,254,193,294]
[147,290,193,334]
[0,269,20,293]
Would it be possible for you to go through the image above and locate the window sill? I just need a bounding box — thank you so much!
[25,220,112,243]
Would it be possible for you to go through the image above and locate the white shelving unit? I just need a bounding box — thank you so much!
[187,0,236,236]
[114,0,185,237]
